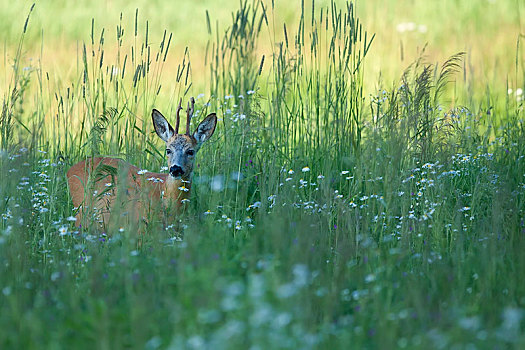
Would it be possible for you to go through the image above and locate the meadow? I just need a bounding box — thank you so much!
[1,0,524,348]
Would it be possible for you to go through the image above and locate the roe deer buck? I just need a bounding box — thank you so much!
[67,97,217,230]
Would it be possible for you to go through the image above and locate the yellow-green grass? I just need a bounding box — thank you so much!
[1,0,523,98]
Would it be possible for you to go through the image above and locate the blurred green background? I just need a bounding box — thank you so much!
[1,0,523,95]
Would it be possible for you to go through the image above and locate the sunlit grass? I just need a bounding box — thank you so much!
[1,1,523,99]
[0,0,524,349]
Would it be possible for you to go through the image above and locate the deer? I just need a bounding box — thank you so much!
[66,97,217,231]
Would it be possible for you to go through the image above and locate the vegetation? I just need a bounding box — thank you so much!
[0,0,524,348]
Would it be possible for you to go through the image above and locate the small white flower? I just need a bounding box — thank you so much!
[58,227,68,236]
[247,90,255,95]
[341,170,350,175]
[317,174,325,179]
[288,169,294,175]
[181,198,190,204]
[302,166,310,173]
[66,216,77,222]
[137,169,148,175]
[105,182,112,187]
[178,186,190,192]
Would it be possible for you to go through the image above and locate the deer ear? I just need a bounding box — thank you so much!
[193,113,217,147]
[152,109,174,142]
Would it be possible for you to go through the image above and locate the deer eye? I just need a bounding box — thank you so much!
[166,149,172,155]
[187,149,195,156]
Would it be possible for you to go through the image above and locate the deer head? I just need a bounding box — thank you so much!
[152,97,217,180]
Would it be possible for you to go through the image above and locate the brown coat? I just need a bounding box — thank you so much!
[67,157,189,230]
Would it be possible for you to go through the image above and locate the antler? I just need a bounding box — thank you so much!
[174,98,182,134]
[186,97,195,135]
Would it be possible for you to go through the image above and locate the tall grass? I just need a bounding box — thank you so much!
[0,1,524,349]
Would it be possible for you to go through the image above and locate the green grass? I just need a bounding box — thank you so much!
[1,0,525,349]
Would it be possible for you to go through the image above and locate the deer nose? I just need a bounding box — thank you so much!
[169,165,184,177]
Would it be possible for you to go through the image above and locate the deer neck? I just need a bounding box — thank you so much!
[164,175,192,210]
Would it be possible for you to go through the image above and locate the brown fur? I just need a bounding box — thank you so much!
[67,157,190,229]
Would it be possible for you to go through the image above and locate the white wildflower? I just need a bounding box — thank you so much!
[147,177,164,183]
